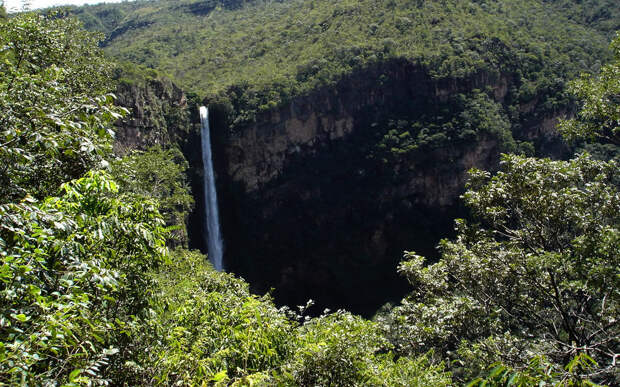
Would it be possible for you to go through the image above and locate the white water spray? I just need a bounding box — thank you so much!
[199,106,224,271]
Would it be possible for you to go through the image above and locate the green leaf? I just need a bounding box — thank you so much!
[489,365,505,378]
[466,378,483,387]
[506,373,518,386]
[69,369,81,382]
[211,370,228,382]
[12,314,28,322]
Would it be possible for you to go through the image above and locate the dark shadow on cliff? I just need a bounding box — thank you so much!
[185,58,569,317]
[213,99,472,317]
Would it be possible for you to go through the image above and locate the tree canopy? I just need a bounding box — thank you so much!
[0,6,618,387]
[384,154,619,384]
[71,0,614,127]
[0,12,126,202]
[382,35,620,386]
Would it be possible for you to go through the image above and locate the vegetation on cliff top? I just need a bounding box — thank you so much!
[70,0,616,126]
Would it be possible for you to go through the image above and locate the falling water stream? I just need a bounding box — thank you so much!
[199,106,224,271]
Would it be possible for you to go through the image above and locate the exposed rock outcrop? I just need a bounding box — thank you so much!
[112,77,192,154]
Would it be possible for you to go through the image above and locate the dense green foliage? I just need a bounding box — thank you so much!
[111,146,194,246]
[73,0,256,36]
[1,4,619,386]
[130,248,296,384]
[383,154,619,384]
[560,36,620,146]
[0,13,125,202]
[0,12,166,384]
[0,12,453,385]
[380,35,620,386]
[72,0,614,127]
[544,0,620,37]
[374,90,521,163]
[140,250,451,386]
[0,171,167,384]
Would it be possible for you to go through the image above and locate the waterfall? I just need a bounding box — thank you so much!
[199,106,224,271]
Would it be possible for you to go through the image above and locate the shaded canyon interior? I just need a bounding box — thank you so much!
[112,60,568,317]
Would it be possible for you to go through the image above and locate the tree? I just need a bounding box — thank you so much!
[385,35,620,386]
[0,12,168,385]
[0,12,126,202]
[0,171,168,385]
[559,33,620,146]
[387,154,619,384]
[111,146,194,247]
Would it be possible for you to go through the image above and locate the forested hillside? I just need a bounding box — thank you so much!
[72,0,614,126]
[65,0,620,318]
[545,0,620,35]
[1,1,619,385]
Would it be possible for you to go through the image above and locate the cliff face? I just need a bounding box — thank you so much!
[210,60,565,316]
[112,62,567,316]
[223,61,510,195]
[112,77,193,154]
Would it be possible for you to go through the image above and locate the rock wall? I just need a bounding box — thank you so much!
[112,77,193,154]
[222,60,511,195]
[210,59,563,316]
[112,61,568,317]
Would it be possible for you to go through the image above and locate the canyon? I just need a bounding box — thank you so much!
[113,59,568,316]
